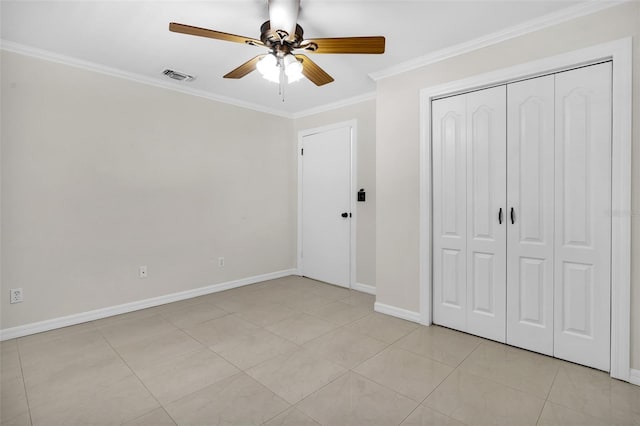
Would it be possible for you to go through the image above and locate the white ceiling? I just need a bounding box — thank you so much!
[2,1,591,116]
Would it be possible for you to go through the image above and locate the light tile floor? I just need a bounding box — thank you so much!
[1,276,639,425]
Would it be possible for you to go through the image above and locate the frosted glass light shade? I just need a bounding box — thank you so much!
[256,54,280,83]
[284,54,303,82]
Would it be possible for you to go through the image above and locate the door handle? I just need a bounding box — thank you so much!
[510,207,515,224]
[341,212,349,218]
[498,208,503,224]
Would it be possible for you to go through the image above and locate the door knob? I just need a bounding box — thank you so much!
[341,212,349,218]
[510,207,515,224]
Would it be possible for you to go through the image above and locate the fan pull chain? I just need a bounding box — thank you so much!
[278,57,285,102]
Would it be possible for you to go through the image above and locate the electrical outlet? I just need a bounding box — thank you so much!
[10,288,23,304]
[139,265,148,279]
[218,257,225,267]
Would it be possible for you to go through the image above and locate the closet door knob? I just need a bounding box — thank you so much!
[498,208,503,224]
[510,207,515,224]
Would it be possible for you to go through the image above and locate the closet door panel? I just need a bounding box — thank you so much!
[554,62,611,371]
[506,75,555,355]
[465,86,507,342]
[432,94,467,330]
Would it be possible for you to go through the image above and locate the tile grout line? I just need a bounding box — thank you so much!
[94,325,180,426]
[259,294,377,350]
[158,302,232,330]
[175,310,314,420]
[343,334,417,424]
[271,309,426,424]
[182,324,253,373]
[283,324,443,425]
[451,341,561,405]
[304,304,370,328]
[296,302,402,372]
[329,309,419,349]
[346,338,392,372]
[259,398,297,425]
[253,293,381,424]
[161,323,264,403]
[537,364,619,425]
[15,339,34,426]
[239,307,359,415]
[122,407,177,426]
[395,335,484,426]
[288,369,353,425]
[233,298,392,420]
[534,363,562,425]
[179,309,306,369]
[12,323,101,426]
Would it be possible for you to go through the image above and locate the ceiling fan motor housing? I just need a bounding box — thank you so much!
[259,21,316,55]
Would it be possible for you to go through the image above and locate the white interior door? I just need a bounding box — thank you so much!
[465,86,507,342]
[432,94,468,331]
[301,126,352,288]
[506,75,555,355]
[554,62,611,371]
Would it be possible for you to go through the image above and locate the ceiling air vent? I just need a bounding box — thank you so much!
[163,69,195,82]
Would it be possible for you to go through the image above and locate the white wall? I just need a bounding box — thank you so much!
[375,2,640,368]
[1,51,296,329]
[293,100,377,288]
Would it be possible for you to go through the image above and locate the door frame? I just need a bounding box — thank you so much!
[419,38,632,381]
[297,120,358,289]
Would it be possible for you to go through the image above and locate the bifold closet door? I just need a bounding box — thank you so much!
[433,62,612,370]
[506,75,555,355]
[554,62,611,371]
[432,86,507,342]
[432,94,467,331]
[465,86,507,342]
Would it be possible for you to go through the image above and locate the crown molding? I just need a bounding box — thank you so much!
[1,40,378,120]
[0,40,295,119]
[292,92,376,119]
[369,0,629,81]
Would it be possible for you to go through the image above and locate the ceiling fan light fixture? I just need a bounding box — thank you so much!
[256,53,280,83]
[284,54,303,82]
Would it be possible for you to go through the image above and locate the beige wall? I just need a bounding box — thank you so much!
[1,51,297,329]
[375,2,640,368]
[294,100,377,288]
[0,50,376,332]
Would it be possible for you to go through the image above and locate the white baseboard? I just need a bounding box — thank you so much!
[0,269,297,341]
[630,369,640,386]
[374,302,421,323]
[352,282,376,295]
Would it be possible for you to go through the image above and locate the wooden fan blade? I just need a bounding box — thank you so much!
[301,36,385,54]
[169,22,264,47]
[223,55,266,79]
[295,54,334,86]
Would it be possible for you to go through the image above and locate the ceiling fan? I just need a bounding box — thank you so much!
[169,0,385,87]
